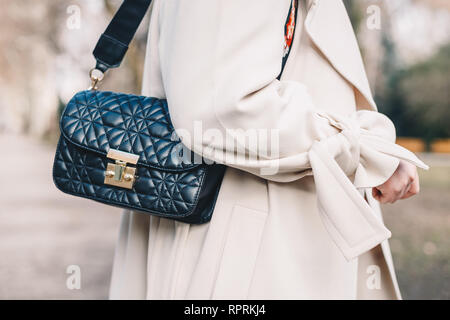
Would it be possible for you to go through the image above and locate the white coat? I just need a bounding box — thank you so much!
[109,0,428,299]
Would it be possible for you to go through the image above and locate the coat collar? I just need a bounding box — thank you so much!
[303,0,377,111]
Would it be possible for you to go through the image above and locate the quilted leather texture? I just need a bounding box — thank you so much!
[60,90,197,171]
[53,90,224,223]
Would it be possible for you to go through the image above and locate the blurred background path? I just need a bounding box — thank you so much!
[0,134,121,299]
[0,133,448,299]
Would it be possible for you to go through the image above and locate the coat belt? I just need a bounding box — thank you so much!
[307,111,428,260]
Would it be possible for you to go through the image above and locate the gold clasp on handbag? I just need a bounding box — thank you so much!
[104,149,139,189]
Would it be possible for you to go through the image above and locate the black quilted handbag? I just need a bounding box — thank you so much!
[52,0,226,224]
[53,0,295,223]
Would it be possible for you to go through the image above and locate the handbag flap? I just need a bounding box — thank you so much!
[60,90,199,172]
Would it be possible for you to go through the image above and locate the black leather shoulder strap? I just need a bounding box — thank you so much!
[93,0,152,72]
[93,0,295,76]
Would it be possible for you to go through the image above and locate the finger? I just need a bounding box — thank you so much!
[378,192,396,204]
[401,190,415,200]
[408,173,420,194]
[372,187,382,200]
[401,173,420,199]
[402,185,418,199]
[399,180,413,199]
[413,170,420,190]
[383,183,408,204]
[375,185,396,204]
[379,197,391,204]
[373,186,393,203]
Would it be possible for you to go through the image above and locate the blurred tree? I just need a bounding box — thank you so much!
[413,0,450,11]
[348,0,450,147]
[374,27,403,133]
[343,0,363,34]
[0,0,63,134]
[398,45,450,141]
[379,44,450,148]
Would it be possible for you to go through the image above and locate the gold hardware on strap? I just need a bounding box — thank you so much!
[104,149,139,189]
[88,68,105,91]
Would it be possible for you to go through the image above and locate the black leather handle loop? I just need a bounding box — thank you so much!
[93,0,152,72]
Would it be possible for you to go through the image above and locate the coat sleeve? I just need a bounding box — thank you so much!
[157,0,425,183]
[156,0,429,260]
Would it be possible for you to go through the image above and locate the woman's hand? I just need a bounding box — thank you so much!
[372,160,420,204]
